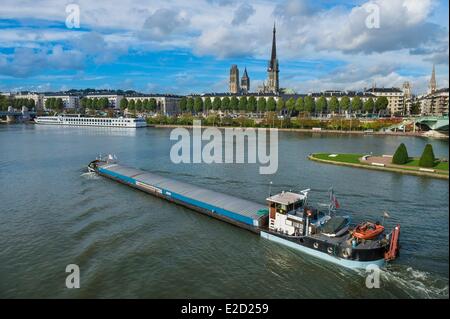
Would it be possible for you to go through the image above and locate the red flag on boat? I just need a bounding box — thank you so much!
[330,188,340,209]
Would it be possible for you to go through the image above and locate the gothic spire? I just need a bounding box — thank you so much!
[242,67,249,78]
[429,64,437,93]
[269,22,277,71]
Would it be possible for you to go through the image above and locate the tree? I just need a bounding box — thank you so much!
[247,96,257,113]
[99,97,109,109]
[351,96,362,113]
[419,144,436,168]
[44,98,51,110]
[410,101,421,115]
[28,99,35,109]
[148,98,157,112]
[128,99,136,112]
[267,97,276,112]
[194,97,203,114]
[212,97,221,110]
[222,96,230,111]
[363,98,375,114]
[179,97,187,113]
[238,96,247,111]
[276,97,285,113]
[286,97,296,116]
[51,98,57,110]
[230,96,239,111]
[316,96,327,115]
[295,97,304,112]
[392,143,409,165]
[80,97,88,109]
[135,100,143,112]
[204,97,212,113]
[186,98,194,113]
[375,96,389,114]
[339,96,353,112]
[0,95,8,111]
[142,99,149,112]
[54,98,63,111]
[304,96,315,114]
[119,98,128,111]
[329,96,339,114]
[257,97,266,113]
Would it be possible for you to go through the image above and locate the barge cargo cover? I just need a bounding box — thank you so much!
[95,161,268,232]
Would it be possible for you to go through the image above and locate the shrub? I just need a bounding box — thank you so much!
[419,144,436,168]
[392,143,409,165]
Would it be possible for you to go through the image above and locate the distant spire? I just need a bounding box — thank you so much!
[242,67,248,78]
[269,22,277,70]
[429,64,437,93]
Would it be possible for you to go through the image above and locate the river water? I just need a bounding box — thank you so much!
[0,124,448,298]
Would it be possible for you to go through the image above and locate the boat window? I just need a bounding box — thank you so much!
[294,200,304,210]
[276,203,287,214]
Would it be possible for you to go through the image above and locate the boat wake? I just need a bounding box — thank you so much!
[382,265,449,299]
[80,172,100,180]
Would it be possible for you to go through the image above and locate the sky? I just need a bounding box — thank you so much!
[0,0,448,95]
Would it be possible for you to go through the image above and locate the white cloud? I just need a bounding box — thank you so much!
[231,3,255,26]
[139,8,190,40]
[0,46,84,77]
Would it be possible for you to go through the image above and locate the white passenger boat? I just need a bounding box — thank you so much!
[34,115,147,128]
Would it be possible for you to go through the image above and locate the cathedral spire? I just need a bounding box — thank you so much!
[429,64,437,94]
[241,67,250,94]
[243,67,248,78]
[269,22,277,71]
[266,22,279,94]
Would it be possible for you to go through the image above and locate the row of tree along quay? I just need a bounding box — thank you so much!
[0,95,36,110]
[176,95,413,116]
[146,112,403,132]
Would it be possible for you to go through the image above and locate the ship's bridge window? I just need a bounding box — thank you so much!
[276,203,287,214]
[294,200,304,210]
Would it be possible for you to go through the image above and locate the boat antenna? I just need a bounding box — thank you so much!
[269,181,273,196]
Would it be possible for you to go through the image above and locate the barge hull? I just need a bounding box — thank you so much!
[260,231,386,269]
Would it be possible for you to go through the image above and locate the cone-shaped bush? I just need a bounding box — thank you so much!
[392,143,409,165]
[419,144,436,168]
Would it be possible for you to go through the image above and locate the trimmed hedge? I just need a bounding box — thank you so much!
[419,144,436,168]
[392,143,409,165]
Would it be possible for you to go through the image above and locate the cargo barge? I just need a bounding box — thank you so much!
[89,157,267,232]
[88,156,400,269]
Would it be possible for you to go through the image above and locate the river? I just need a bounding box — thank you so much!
[0,124,448,298]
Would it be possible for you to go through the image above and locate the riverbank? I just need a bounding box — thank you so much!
[309,153,449,180]
[150,124,447,138]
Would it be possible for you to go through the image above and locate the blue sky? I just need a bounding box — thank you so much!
[0,0,448,95]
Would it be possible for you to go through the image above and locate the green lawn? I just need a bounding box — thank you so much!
[312,153,363,164]
[313,153,449,172]
[404,158,449,171]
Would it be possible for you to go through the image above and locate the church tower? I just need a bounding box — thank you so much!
[229,65,240,94]
[429,64,437,94]
[267,23,279,94]
[241,67,250,94]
